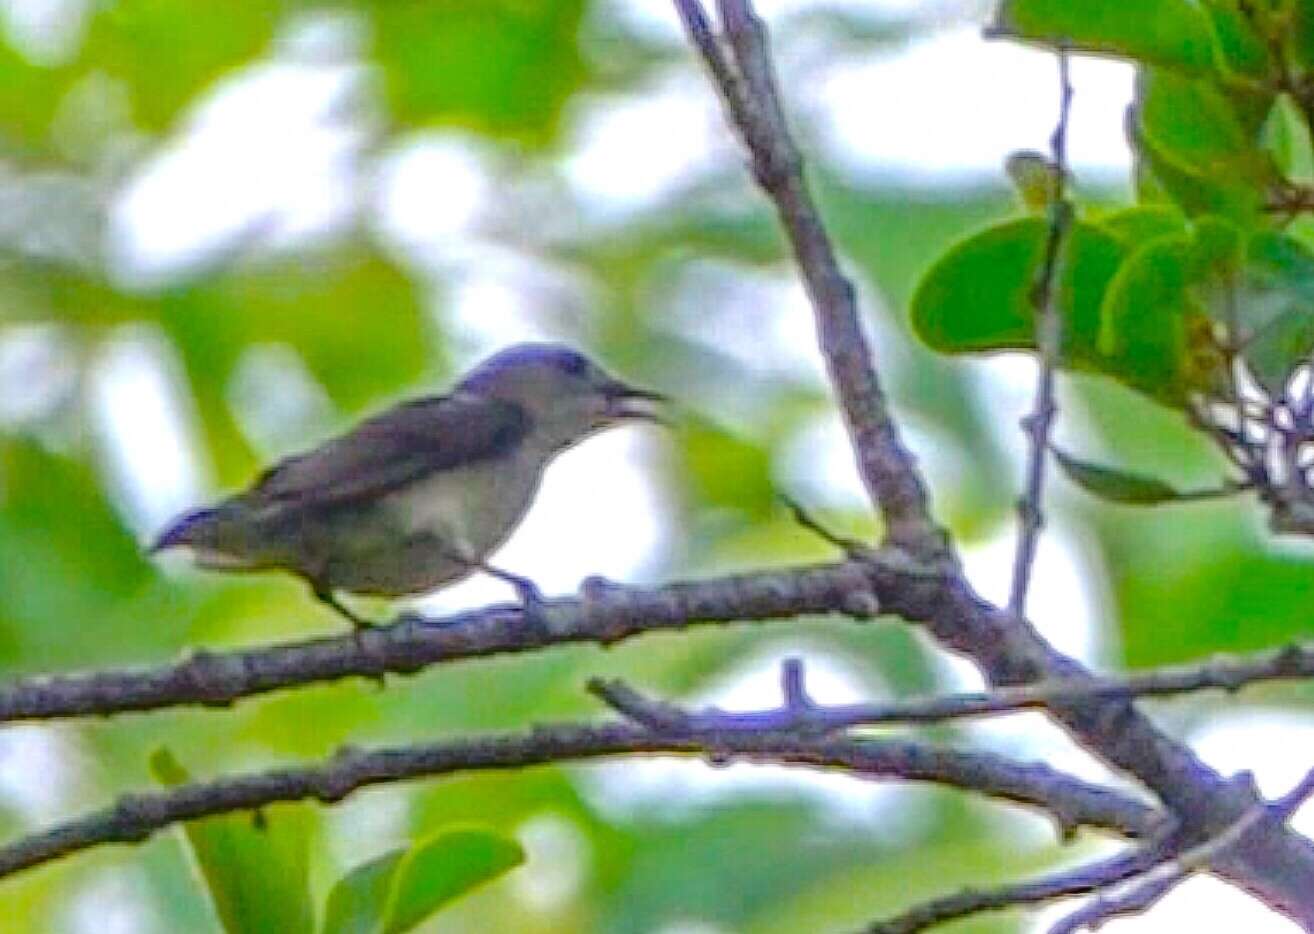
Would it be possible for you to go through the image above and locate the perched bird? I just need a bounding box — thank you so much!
[151,343,665,627]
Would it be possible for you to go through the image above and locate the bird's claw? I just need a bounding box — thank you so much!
[463,559,554,635]
[309,586,388,689]
[517,586,556,636]
[498,571,554,636]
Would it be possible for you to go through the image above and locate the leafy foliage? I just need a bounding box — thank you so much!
[151,748,316,934]
[989,0,1217,73]
[911,217,1126,368]
[321,826,524,934]
[367,0,591,143]
[1052,447,1194,505]
[153,749,523,934]
[910,0,1314,667]
[922,1,1314,409]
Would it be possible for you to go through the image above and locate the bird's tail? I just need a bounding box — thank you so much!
[150,502,268,570]
[149,506,223,553]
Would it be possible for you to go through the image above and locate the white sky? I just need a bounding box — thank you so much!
[1,1,1307,930]
[816,27,1135,185]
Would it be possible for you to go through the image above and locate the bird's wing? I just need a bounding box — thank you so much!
[248,393,530,511]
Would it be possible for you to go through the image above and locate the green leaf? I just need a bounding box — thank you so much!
[1240,231,1314,396]
[0,41,77,158]
[150,748,315,934]
[1093,205,1187,246]
[1133,120,1263,221]
[989,0,1216,72]
[0,439,159,669]
[1097,234,1201,403]
[910,217,1125,366]
[367,0,589,145]
[679,418,779,521]
[1291,0,1314,71]
[1202,0,1272,79]
[1194,214,1245,262]
[321,826,525,934]
[1113,522,1314,667]
[321,851,405,934]
[1137,67,1269,180]
[384,828,523,932]
[1053,447,1196,504]
[1263,94,1314,183]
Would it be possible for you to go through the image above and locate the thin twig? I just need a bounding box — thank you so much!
[0,721,1161,882]
[590,643,1314,734]
[673,0,940,549]
[1050,766,1314,933]
[779,494,871,556]
[1010,51,1074,616]
[587,674,1173,843]
[863,837,1180,934]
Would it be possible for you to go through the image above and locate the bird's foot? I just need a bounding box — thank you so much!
[475,563,555,636]
[313,587,377,629]
[350,625,389,690]
[310,585,388,688]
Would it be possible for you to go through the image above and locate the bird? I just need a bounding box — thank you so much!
[150,343,665,629]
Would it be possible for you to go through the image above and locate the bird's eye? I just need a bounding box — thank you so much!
[562,354,588,377]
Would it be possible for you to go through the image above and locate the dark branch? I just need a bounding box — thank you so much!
[13,553,1314,740]
[673,0,940,549]
[0,559,894,723]
[591,644,1314,733]
[864,838,1178,934]
[0,720,1161,882]
[585,677,1164,846]
[1049,767,1314,934]
[665,1,1314,921]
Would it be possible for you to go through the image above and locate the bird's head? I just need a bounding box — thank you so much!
[458,343,666,446]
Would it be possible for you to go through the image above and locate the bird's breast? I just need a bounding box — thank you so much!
[383,456,541,557]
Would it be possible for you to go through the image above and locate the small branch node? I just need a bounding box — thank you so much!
[780,657,813,712]
[587,678,691,733]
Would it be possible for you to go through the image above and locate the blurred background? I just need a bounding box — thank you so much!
[1,0,1312,930]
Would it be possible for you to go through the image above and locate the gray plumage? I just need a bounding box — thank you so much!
[152,344,662,605]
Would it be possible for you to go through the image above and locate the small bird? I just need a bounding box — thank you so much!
[151,343,665,628]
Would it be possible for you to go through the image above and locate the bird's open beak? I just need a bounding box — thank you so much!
[604,382,669,424]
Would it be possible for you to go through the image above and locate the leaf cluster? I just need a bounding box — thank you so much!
[915,0,1314,520]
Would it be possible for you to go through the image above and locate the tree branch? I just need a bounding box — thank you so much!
[673,0,939,548]
[863,838,1178,934]
[0,720,1161,882]
[672,0,1314,923]
[590,644,1314,734]
[902,569,1314,924]
[16,546,1314,731]
[1049,766,1314,934]
[0,559,890,723]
